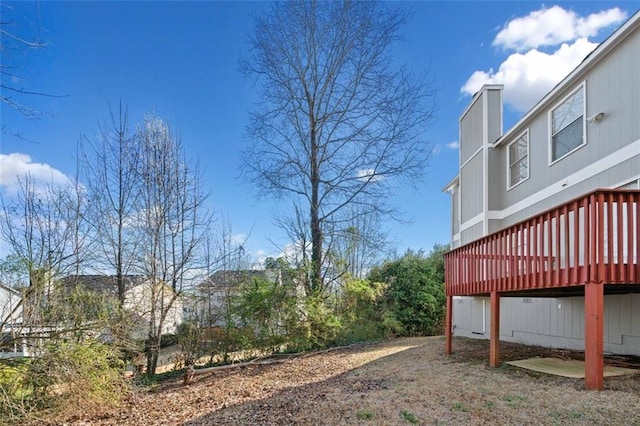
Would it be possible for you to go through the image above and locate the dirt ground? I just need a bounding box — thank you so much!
[68,336,640,425]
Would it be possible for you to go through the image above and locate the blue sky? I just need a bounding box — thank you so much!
[1,1,636,264]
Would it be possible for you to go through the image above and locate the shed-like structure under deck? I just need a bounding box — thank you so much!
[444,189,640,390]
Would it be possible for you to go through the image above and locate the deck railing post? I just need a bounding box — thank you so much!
[490,291,500,367]
[445,295,453,355]
[585,282,604,390]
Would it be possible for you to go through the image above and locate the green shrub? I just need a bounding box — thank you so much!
[0,340,128,423]
[368,245,447,336]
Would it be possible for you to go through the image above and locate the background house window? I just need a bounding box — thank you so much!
[551,85,584,162]
[508,130,528,188]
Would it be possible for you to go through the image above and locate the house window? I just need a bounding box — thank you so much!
[550,84,585,163]
[507,130,529,188]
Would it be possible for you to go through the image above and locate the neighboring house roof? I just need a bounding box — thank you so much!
[197,270,269,291]
[58,275,147,297]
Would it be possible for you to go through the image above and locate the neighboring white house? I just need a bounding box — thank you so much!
[0,282,25,358]
[60,275,183,339]
[442,10,640,389]
[191,270,274,328]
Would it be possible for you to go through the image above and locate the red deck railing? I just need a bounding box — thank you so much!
[445,189,640,296]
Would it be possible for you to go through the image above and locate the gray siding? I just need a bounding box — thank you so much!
[460,97,484,164]
[460,222,483,244]
[501,155,640,227]
[486,89,502,144]
[453,294,640,355]
[487,146,504,211]
[460,154,483,222]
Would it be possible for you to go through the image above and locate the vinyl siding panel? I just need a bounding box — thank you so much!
[487,147,504,210]
[454,294,640,355]
[500,154,640,227]
[460,222,483,245]
[460,98,484,164]
[487,90,502,144]
[460,153,483,223]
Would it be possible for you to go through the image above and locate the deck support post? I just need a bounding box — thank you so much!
[585,282,604,390]
[490,291,500,367]
[445,295,453,355]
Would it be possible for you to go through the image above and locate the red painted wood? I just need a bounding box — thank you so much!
[490,291,500,367]
[585,283,604,390]
[607,193,615,283]
[589,194,597,283]
[572,200,580,284]
[617,194,633,283]
[546,213,552,287]
[555,210,561,286]
[444,190,639,297]
[583,196,591,284]
[563,204,570,286]
[536,217,543,287]
[598,193,606,284]
[526,223,532,288]
[631,195,638,283]
[445,295,453,355]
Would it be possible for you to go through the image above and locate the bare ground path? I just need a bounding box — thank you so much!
[70,337,640,425]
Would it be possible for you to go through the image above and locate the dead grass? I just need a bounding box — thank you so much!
[57,336,640,425]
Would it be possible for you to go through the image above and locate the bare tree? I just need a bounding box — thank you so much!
[137,114,209,376]
[326,206,391,280]
[80,103,141,307]
[0,174,87,293]
[242,1,436,296]
[0,173,92,348]
[1,2,66,139]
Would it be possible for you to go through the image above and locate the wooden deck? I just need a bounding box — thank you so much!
[445,189,640,296]
[443,189,640,390]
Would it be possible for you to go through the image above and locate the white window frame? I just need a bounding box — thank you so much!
[506,129,529,190]
[548,82,587,165]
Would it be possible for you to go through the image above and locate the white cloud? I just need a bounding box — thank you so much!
[462,6,628,113]
[446,141,460,150]
[462,38,597,112]
[230,233,248,247]
[356,168,384,182]
[494,6,627,51]
[0,153,72,194]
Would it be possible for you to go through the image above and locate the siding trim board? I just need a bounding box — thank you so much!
[460,146,483,169]
[460,212,484,232]
[483,92,489,235]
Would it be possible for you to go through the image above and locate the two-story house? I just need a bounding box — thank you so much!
[443,10,640,389]
[192,270,274,328]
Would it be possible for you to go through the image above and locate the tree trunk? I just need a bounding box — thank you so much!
[309,115,322,295]
[146,333,160,377]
